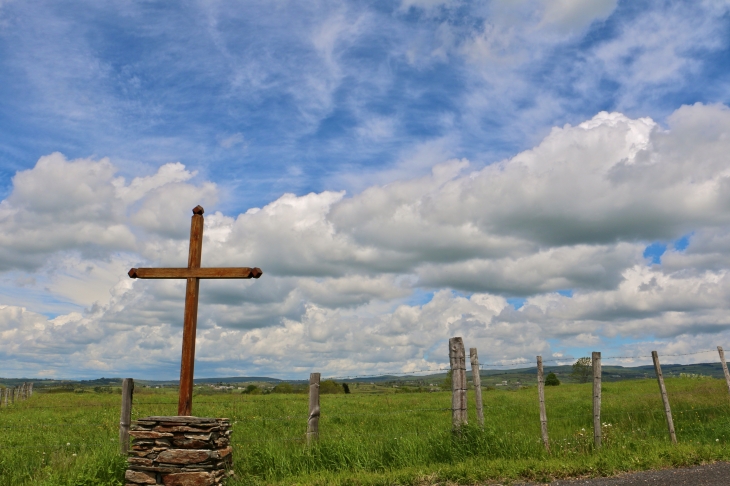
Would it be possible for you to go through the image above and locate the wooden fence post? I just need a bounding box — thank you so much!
[28,382,33,398]
[1,387,4,406]
[537,356,550,452]
[470,348,484,427]
[11,386,15,404]
[119,378,134,455]
[718,346,730,397]
[652,351,677,444]
[592,351,601,449]
[307,373,321,446]
[449,337,467,428]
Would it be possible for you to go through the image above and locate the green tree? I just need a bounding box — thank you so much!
[544,372,560,386]
[320,380,344,394]
[242,384,261,395]
[571,357,593,383]
[440,369,453,391]
[271,383,294,394]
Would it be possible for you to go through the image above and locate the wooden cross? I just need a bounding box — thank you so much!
[128,205,262,415]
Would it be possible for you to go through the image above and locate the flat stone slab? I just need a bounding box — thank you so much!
[143,416,229,423]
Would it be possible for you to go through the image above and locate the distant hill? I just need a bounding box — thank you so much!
[1,362,726,388]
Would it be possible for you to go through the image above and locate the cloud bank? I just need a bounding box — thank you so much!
[2,103,730,378]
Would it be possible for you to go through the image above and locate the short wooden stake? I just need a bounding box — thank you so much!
[307,372,320,445]
[470,348,484,427]
[592,351,601,449]
[1,387,5,406]
[449,337,467,428]
[718,346,730,397]
[119,378,134,454]
[652,351,677,444]
[11,387,15,404]
[537,356,550,452]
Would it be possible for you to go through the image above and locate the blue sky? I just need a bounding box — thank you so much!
[1,0,730,379]
[4,1,728,209]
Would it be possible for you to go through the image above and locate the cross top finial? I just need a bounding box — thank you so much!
[192,205,204,215]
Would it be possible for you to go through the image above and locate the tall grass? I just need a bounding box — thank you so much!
[1,377,729,485]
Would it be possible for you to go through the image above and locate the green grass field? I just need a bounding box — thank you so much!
[1,377,729,485]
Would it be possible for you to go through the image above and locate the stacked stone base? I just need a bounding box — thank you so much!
[125,416,232,486]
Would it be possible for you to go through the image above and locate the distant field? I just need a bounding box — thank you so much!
[1,377,729,485]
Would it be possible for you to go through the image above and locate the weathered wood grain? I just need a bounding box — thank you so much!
[307,373,321,446]
[719,346,730,397]
[652,351,677,444]
[593,351,602,449]
[178,211,204,417]
[537,355,550,452]
[128,267,263,279]
[119,378,134,454]
[449,337,467,428]
[470,348,484,428]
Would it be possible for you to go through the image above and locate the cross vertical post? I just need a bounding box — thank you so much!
[179,206,204,416]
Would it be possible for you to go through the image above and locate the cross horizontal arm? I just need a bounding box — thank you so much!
[128,267,263,279]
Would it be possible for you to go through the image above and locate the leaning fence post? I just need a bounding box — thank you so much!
[307,373,321,446]
[119,378,134,454]
[537,356,550,452]
[449,337,467,428]
[592,351,601,449]
[652,351,677,444]
[470,348,484,427]
[718,346,730,397]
